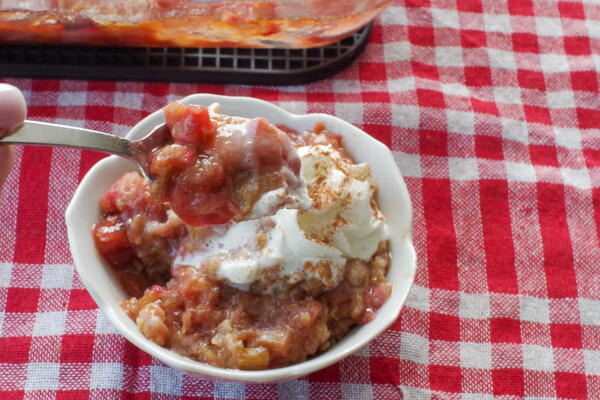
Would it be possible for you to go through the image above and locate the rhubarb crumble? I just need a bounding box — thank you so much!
[93,101,391,370]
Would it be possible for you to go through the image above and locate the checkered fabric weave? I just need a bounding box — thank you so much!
[1,0,600,398]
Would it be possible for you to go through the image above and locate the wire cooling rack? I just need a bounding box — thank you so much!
[0,25,371,85]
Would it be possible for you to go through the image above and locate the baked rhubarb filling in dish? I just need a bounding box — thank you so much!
[93,101,392,370]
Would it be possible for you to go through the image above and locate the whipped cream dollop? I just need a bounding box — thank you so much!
[296,144,388,261]
[174,127,389,294]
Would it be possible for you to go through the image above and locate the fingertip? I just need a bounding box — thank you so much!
[0,84,27,132]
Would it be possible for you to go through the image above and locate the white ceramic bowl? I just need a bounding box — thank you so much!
[65,94,416,383]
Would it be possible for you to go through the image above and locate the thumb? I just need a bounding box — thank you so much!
[0,84,25,194]
[0,83,27,135]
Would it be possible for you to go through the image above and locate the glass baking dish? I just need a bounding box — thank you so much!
[0,0,390,48]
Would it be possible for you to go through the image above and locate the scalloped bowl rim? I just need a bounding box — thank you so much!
[65,94,416,383]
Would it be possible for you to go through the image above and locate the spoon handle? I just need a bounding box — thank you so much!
[1,120,132,157]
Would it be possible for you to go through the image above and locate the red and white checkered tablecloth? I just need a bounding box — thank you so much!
[1,0,600,398]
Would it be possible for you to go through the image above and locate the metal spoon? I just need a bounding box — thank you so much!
[0,120,172,180]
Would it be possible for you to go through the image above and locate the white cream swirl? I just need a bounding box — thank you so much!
[175,142,389,293]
